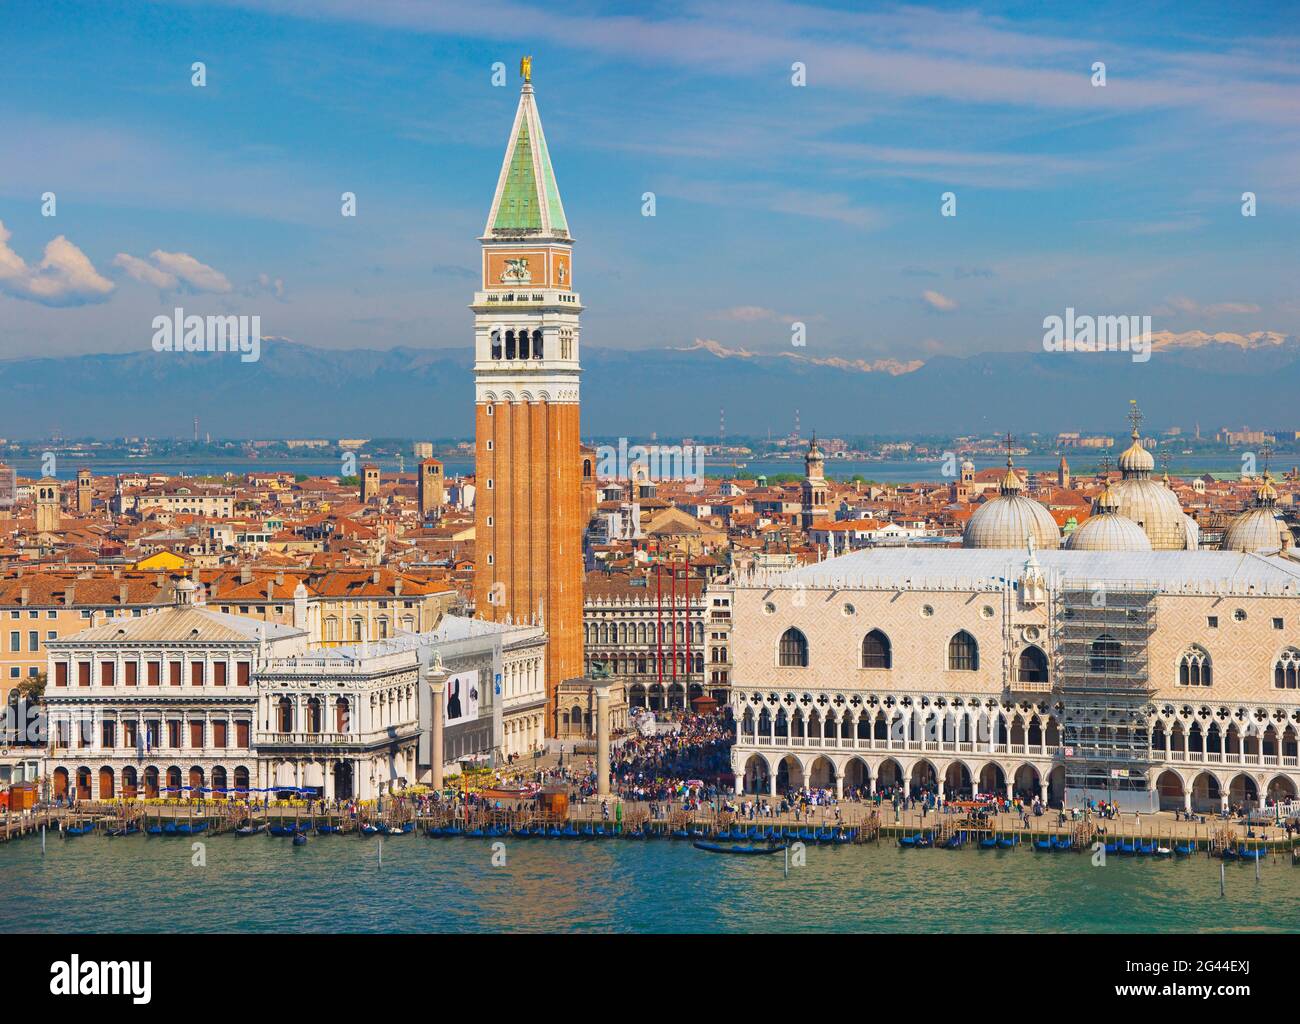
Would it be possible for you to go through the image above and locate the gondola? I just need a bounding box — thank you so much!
[161,822,179,835]
[714,829,735,841]
[64,822,96,837]
[380,822,413,836]
[1052,837,1073,851]
[1034,839,1053,851]
[176,822,208,835]
[942,835,964,849]
[997,836,1017,848]
[1154,846,1172,857]
[546,825,563,838]
[1136,841,1155,856]
[815,828,835,844]
[560,824,580,838]
[359,824,380,837]
[1104,841,1119,855]
[1237,848,1265,861]
[1119,841,1136,855]
[797,829,817,843]
[292,832,308,846]
[315,824,338,834]
[268,824,296,837]
[235,823,267,837]
[898,834,917,848]
[106,823,140,837]
[833,829,853,845]
[979,836,999,849]
[511,826,532,839]
[670,829,689,840]
[1220,848,1238,860]
[145,824,163,836]
[913,833,934,848]
[693,840,786,856]
[1174,844,1193,856]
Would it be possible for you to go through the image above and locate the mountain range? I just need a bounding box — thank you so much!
[0,332,1295,439]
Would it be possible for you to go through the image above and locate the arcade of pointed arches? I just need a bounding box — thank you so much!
[730,688,1300,810]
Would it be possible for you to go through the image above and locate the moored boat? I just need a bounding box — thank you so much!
[693,840,785,856]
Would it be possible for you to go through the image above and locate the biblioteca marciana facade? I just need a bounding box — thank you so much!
[42,580,546,802]
[728,546,1300,813]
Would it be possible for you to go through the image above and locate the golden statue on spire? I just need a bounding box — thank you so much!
[520,56,532,83]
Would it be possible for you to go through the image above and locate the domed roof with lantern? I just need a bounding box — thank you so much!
[1109,402,1196,550]
[1222,467,1293,553]
[962,436,1061,550]
[1066,478,1152,552]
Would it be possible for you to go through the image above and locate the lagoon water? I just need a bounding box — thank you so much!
[2,833,1296,933]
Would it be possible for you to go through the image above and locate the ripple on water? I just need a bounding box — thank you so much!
[2,835,1296,933]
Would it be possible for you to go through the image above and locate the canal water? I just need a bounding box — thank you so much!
[1,834,1295,932]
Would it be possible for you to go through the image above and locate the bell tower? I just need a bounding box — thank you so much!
[473,59,584,734]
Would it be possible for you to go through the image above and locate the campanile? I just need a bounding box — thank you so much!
[473,59,583,735]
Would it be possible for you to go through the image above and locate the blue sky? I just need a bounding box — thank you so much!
[1,0,1298,366]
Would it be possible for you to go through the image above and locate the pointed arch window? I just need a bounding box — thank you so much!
[1275,648,1300,689]
[861,629,891,669]
[778,627,808,668]
[948,630,979,671]
[1178,645,1211,687]
[1017,645,1048,683]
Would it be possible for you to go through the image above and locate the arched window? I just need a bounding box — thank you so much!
[532,329,543,359]
[1017,645,1048,683]
[277,697,294,733]
[1179,645,1212,687]
[948,630,979,671]
[1275,648,1300,689]
[490,329,502,360]
[306,697,322,733]
[778,627,808,667]
[861,629,892,669]
[519,329,530,359]
[505,330,517,360]
[1089,634,1122,675]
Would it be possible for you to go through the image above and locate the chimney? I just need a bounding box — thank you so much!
[190,567,200,584]
[372,570,380,585]
[275,570,285,587]
[64,584,75,607]
[394,577,403,597]
[240,565,252,585]
[266,581,274,602]
[119,584,128,606]
[19,586,29,607]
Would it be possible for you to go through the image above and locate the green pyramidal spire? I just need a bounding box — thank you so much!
[487,78,569,238]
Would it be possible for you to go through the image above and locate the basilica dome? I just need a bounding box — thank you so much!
[1221,474,1293,553]
[1109,415,1195,550]
[963,458,1061,550]
[1066,483,1151,552]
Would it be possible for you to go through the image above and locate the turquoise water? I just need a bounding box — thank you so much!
[1,833,1296,933]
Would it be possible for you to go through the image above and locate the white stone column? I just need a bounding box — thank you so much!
[429,673,446,792]
[596,683,611,799]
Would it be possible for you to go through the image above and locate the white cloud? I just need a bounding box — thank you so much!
[922,290,958,312]
[113,249,232,293]
[0,221,114,307]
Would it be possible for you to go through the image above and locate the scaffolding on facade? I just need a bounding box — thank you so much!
[1051,582,1158,806]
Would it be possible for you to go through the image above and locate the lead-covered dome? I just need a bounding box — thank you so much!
[963,456,1061,550]
[1066,482,1152,552]
[1221,474,1292,553]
